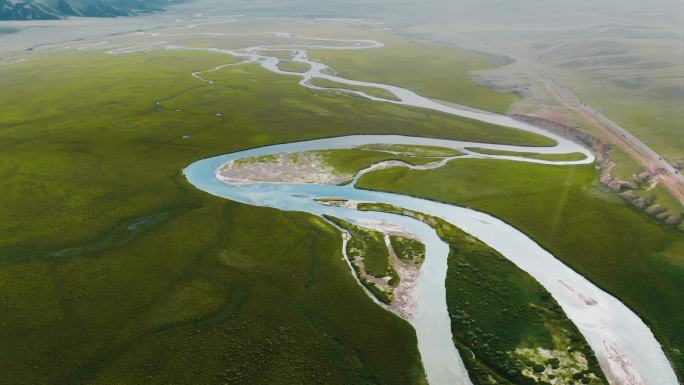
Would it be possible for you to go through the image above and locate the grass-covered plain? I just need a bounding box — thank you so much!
[358,203,606,385]
[309,36,520,113]
[317,148,439,170]
[257,49,294,60]
[3,46,583,384]
[389,235,425,264]
[1,28,678,384]
[0,49,555,254]
[324,216,398,304]
[276,59,311,73]
[357,159,684,379]
[308,77,400,101]
[327,216,395,279]
[543,39,684,165]
[0,41,531,384]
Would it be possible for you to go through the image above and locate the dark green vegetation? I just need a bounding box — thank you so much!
[2,200,428,385]
[309,77,400,101]
[309,37,519,113]
[389,235,425,264]
[4,47,590,384]
[324,216,398,304]
[3,28,677,385]
[466,147,587,161]
[358,203,606,385]
[357,159,684,379]
[0,49,553,254]
[325,216,395,279]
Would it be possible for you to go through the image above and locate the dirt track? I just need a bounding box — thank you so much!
[532,59,684,205]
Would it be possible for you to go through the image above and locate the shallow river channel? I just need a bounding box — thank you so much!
[177,34,678,385]
[185,135,676,385]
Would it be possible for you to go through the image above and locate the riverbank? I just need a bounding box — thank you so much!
[184,132,676,385]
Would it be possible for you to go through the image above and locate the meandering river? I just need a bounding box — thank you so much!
[158,33,677,385]
[184,137,675,385]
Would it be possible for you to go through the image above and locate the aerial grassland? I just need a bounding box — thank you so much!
[308,35,520,113]
[1,196,429,385]
[0,45,547,384]
[0,48,522,385]
[358,203,606,385]
[389,235,425,264]
[539,38,684,166]
[0,49,554,254]
[276,60,311,73]
[324,216,399,304]
[357,159,684,379]
[2,25,680,384]
[308,77,401,101]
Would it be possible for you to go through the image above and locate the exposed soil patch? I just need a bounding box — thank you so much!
[217,152,351,185]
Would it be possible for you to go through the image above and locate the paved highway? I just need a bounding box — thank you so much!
[519,53,684,204]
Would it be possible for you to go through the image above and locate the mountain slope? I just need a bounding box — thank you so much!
[0,0,185,20]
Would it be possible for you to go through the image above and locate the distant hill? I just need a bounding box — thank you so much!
[0,0,186,20]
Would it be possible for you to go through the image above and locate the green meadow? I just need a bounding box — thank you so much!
[0,49,442,385]
[308,77,400,101]
[0,49,553,254]
[309,36,520,113]
[357,159,684,379]
[2,27,681,385]
[324,216,398,304]
[358,203,606,385]
[389,235,425,264]
[276,60,311,73]
[0,45,550,384]
[548,41,684,165]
